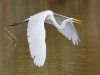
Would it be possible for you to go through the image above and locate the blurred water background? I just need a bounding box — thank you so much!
[0,0,100,75]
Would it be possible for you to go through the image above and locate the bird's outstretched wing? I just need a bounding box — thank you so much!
[27,12,48,67]
[58,21,80,45]
[45,13,80,45]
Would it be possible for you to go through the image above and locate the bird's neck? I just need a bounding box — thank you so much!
[50,15,64,29]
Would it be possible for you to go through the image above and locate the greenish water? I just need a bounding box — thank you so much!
[0,0,100,75]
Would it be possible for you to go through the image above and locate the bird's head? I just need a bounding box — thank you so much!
[70,18,82,25]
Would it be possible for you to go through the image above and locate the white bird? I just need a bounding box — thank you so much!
[9,10,82,67]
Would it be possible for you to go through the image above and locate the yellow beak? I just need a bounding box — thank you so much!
[73,18,82,25]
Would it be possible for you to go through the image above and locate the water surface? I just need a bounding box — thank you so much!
[0,0,100,75]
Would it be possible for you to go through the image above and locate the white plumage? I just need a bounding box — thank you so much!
[9,10,82,67]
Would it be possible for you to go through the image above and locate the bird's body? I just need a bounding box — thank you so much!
[9,10,82,67]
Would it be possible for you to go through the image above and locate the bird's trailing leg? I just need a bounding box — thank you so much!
[72,18,82,25]
[9,20,29,26]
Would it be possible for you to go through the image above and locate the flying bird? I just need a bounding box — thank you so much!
[9,10,82,67]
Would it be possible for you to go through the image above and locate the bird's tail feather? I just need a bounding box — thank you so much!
[9,20,29,26]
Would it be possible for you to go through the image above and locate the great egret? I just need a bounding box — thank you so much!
[9,10,82,67]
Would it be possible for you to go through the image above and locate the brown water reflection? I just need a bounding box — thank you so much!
[0,0,100,75]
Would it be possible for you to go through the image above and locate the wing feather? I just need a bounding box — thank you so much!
[45,13,80,45]
[58,22,80,45]
[27,11,48,67]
